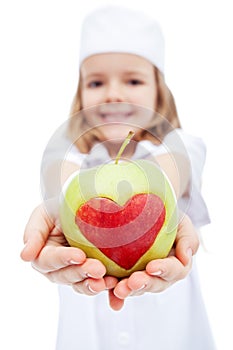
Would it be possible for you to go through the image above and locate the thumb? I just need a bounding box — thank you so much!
[175,214,200,266]
[20,203,55,261]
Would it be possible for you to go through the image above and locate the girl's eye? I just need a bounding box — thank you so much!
[128,79,143,85]
[88,81,103,88]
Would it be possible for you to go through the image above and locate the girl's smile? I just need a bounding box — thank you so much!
[97,103,135,122]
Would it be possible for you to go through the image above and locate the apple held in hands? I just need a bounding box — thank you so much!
[60,133,178,278]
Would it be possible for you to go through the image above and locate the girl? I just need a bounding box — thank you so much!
[21,6,216,350]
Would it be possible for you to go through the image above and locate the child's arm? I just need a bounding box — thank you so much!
[21,201,118,296]
[154,152,190,198]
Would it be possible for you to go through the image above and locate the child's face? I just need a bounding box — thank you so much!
[80,53,158,140]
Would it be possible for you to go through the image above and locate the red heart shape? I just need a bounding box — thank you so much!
[75,193,166,270]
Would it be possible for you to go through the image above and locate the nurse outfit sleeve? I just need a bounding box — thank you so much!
[163,129,211,228]
[133,128,210,228]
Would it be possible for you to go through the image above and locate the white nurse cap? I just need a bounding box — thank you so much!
[79,6,165,73]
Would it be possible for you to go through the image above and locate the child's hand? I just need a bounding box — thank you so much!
[109,214,199,310]
[21,202,118,295]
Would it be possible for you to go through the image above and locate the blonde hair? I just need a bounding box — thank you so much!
[67,68,181,153]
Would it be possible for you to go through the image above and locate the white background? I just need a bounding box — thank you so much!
[0,0,232,349]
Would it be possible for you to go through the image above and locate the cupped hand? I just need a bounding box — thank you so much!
[110,214,199,309]
[21,202,118,296]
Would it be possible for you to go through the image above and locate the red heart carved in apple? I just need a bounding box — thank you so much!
[75,193,166,270]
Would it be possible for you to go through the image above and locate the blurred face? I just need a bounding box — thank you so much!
[80,53,158,141]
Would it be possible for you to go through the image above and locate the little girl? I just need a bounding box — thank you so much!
[21,6,216,350]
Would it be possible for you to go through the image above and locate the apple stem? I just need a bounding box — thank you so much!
[115,131,135,164]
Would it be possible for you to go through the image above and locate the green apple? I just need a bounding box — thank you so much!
[60,133,178,277]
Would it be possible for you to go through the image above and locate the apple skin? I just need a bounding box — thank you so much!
[59,159,178,278]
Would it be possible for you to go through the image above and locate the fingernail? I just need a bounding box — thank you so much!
[87,283,97,294]
[81,272,95,279]
[69,260,82,265]
[150,270,162,276]
[135,284,146,291]
[86,273,96,278]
